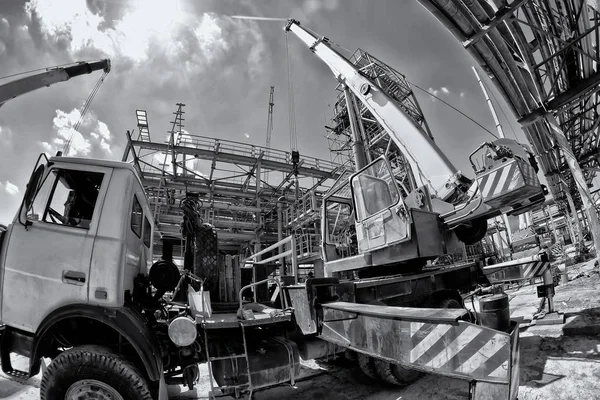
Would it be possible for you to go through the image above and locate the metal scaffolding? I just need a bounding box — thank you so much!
[123,104,349,257]
[326,49,432,193]
[418,0,600,255]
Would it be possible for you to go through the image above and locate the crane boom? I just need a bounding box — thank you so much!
[284,20,462,200]
[0,59,111,107]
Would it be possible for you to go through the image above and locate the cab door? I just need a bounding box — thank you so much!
[1,164,110,332]
[351,157,411,253]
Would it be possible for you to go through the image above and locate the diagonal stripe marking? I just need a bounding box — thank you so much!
[458,334,509,375]
[529,261,544,278]
[481,170,499,198]
[507,167,525,191]
[410,322,425,338]
[426,325,480,369]
[440,329,496,372]
[411,322,435,349]
[489,360,509,378]
[500,162,517,193]
[414,324,469,367]
[523,262,536,278]
[493,163,514,197]
[410,324,453,362]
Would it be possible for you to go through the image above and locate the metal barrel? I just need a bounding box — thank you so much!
[478,293,510,333]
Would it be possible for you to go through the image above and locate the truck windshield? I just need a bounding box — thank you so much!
[351,158,399,221]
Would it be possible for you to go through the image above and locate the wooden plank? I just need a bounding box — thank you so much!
[233,255,241,302]
[225,255,234,303]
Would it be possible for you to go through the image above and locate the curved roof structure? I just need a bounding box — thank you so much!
[418,0,600,215]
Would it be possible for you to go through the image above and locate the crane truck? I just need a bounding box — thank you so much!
[0,23,532,400]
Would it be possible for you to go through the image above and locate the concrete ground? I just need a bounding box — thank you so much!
[2,261,600,399]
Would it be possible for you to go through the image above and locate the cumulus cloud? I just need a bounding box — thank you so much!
[428,86,454,101]
[39,108,113,156]
[26,0,267,75]
[4,181,19,196]
[304,0,340,14]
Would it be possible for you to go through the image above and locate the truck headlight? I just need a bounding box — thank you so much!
[168,316,197,347]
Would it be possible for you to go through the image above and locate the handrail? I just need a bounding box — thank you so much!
[238,277,288,309]
[243,235,299,283]
[245,235,293,263]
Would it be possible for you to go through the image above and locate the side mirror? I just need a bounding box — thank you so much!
[23,164,45,211]
[18,154,49,227]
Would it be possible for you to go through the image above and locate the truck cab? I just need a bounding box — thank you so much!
[0,154,166,399]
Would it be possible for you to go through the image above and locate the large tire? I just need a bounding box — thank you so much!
[437,298,462,309]
[455,219,488,245]
[357,353,378,380]
[40,345,153,400]
[373,359,423,386]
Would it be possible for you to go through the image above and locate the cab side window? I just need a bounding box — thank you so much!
[131,196,142,238]
[143,216,152,248]
[32,169,104,229]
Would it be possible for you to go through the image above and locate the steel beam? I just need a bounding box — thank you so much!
[462,0,530,48]
[131,140,338,179]
[519,71,600,125]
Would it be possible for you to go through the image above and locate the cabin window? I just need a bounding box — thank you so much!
[351,158,400,221]
[35,169,104,229]
[143,216,152,248]
[131,195,143,238]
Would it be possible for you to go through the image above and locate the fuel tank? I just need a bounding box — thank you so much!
[210,336,300,391]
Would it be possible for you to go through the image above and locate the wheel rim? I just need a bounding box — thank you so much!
[65,379,124,400]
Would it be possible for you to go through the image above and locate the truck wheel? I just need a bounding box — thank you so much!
[40,345,153,400]
[437,298,462,309]
[373,359,423,386]
[357,353,378,380]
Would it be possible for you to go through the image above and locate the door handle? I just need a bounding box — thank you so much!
[62,270,86,286]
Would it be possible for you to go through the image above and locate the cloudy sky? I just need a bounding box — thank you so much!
[0,0,527,224]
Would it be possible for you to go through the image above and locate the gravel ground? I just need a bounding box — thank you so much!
[2,261,600,399]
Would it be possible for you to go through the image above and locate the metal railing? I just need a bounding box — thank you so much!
[176,134,340,174]
[243,235,299,283]
[295,233,321,259]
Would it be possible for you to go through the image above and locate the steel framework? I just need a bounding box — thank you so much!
[123,104,348,257]
[326,49,432,193]
[418,0,600,251]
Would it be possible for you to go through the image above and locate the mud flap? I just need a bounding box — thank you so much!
[158,372,169,400]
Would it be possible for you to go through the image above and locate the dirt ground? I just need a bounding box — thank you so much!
[2,261,600,400]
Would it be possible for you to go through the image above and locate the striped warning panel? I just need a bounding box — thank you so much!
[550,243,564,258]
[409,321,510,382]
[484,260,550,283]
[320,303,513,384]
[477,160,539,201]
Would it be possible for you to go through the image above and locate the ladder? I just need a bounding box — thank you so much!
[204,322,253,399]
